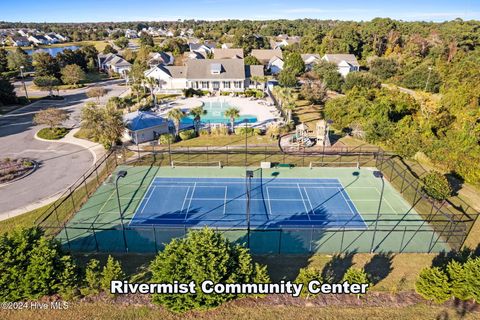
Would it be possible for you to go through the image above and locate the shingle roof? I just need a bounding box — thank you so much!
[124,111,166,131]
[186,59,246,80]
[250,49,283,64]
[245,65,264,78]
[213,48,244,59]
[323,54,360,67]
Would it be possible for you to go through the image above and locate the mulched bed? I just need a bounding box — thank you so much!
[0,158,35,184]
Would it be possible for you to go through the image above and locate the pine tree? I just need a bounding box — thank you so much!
[415,267,451,303]
[101,256,125,293]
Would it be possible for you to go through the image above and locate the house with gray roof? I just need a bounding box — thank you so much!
[213,48,244,59]
[322,54,360,77]
[250,49,283,65]
[148,52,175,67]
[144,59,264,93]
[98,53,132,78]
[301,54,321,71]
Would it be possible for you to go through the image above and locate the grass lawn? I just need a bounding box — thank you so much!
[153,134,278,149]
[292,99,322,128]
[0,296,476,320]
[37,127,70,140]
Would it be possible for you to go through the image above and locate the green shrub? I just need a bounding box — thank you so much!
[463,257,480,302]
[37,127,69,140]
[82,259,101,295]
[415,267,451,303]
[447,260,471,301]
[100,256,125,294]
[0,227,78,301]
[150,228,270,312]
[158,133,175,145]
[199,129,210,136]
[342,267,371,298]
[421,171,452,200]
[211,125,229,136]
[179,129,196,141]
[183,88,204,98]
[295,268,322,298]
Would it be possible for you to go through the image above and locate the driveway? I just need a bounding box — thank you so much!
[0,79,127,219]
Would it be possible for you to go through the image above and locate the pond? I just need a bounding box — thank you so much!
[25,45,81,56]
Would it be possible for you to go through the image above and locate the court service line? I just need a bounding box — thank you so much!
[180,186,191,215]
[140,186,156,214]
[133,176,159,217]
[338,187,355,216]
[297,183,311,221]
[223,186,228,216]
[98,190,116,214]
[265,187,272,218]
[186,182,197,216]
[303,187,316,215]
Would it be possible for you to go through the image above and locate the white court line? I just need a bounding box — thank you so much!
[140,186,156,214]
[297,183,311,221]
[186,182,197,216]
[131,177,158,217]
[181,197,306,201]
[180,186,191,216]
[338,187,355,217]
[303,187,316,215]
[152,181,342,186]
[98,190,116,214]
[223,186,228,216]
[266,187,272,218]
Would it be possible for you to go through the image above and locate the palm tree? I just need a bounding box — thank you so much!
[224,107,240,134]
[145,77,157,105]
[189,106,206,135]
[278,87,298,123]
[167,108,185,137]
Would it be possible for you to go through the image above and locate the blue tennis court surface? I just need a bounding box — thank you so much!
[129,177,367,229]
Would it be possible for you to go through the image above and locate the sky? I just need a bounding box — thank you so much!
[1,0,479,23]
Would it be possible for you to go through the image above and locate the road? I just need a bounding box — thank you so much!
[0,79,127,219]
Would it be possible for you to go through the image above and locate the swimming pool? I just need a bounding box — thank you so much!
[181,101,257,125]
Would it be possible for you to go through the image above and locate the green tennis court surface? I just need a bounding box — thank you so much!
[57,165,450,253]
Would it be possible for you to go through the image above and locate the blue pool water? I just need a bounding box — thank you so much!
[181,101,257,125]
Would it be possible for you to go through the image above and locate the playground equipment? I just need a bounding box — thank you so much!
[316,120,331,148]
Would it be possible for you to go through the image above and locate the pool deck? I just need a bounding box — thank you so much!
[162,96,279,127]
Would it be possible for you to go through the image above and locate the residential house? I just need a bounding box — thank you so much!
[148,52,175,67]
[213,48,244,59]
[267,56,284,75]
[185,50,207,60]
[250,49,283,65]
[221,43,233,49]
[125,29,139,39]
[9,36,30,47]
[144,65,187,91]
[188,42,215,55]
[98,53,132,77]
[28,35,49,45]
[144,59,264,93]
[245,65,266,90]
[44,33,60,44]
[54,33,69,42]
[17,29,29,37]
[301,54,320,71]
[270,35,301,49]
[123,111,169,144]
[321,54,360,77]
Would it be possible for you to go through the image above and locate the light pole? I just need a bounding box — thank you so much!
[244,119,248,167]
[115,170,128,252]
[20,66,29,103]
[370,170,385,253]
[246,170,254,248]
[424,66,433,92]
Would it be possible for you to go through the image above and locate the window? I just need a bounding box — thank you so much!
[201,81,209,89]
[212,81,220,90]
[234,81,242,89]
[223,81,231,89]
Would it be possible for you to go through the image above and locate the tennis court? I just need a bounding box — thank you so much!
[129,177,367,229]
[57,165,451,253]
